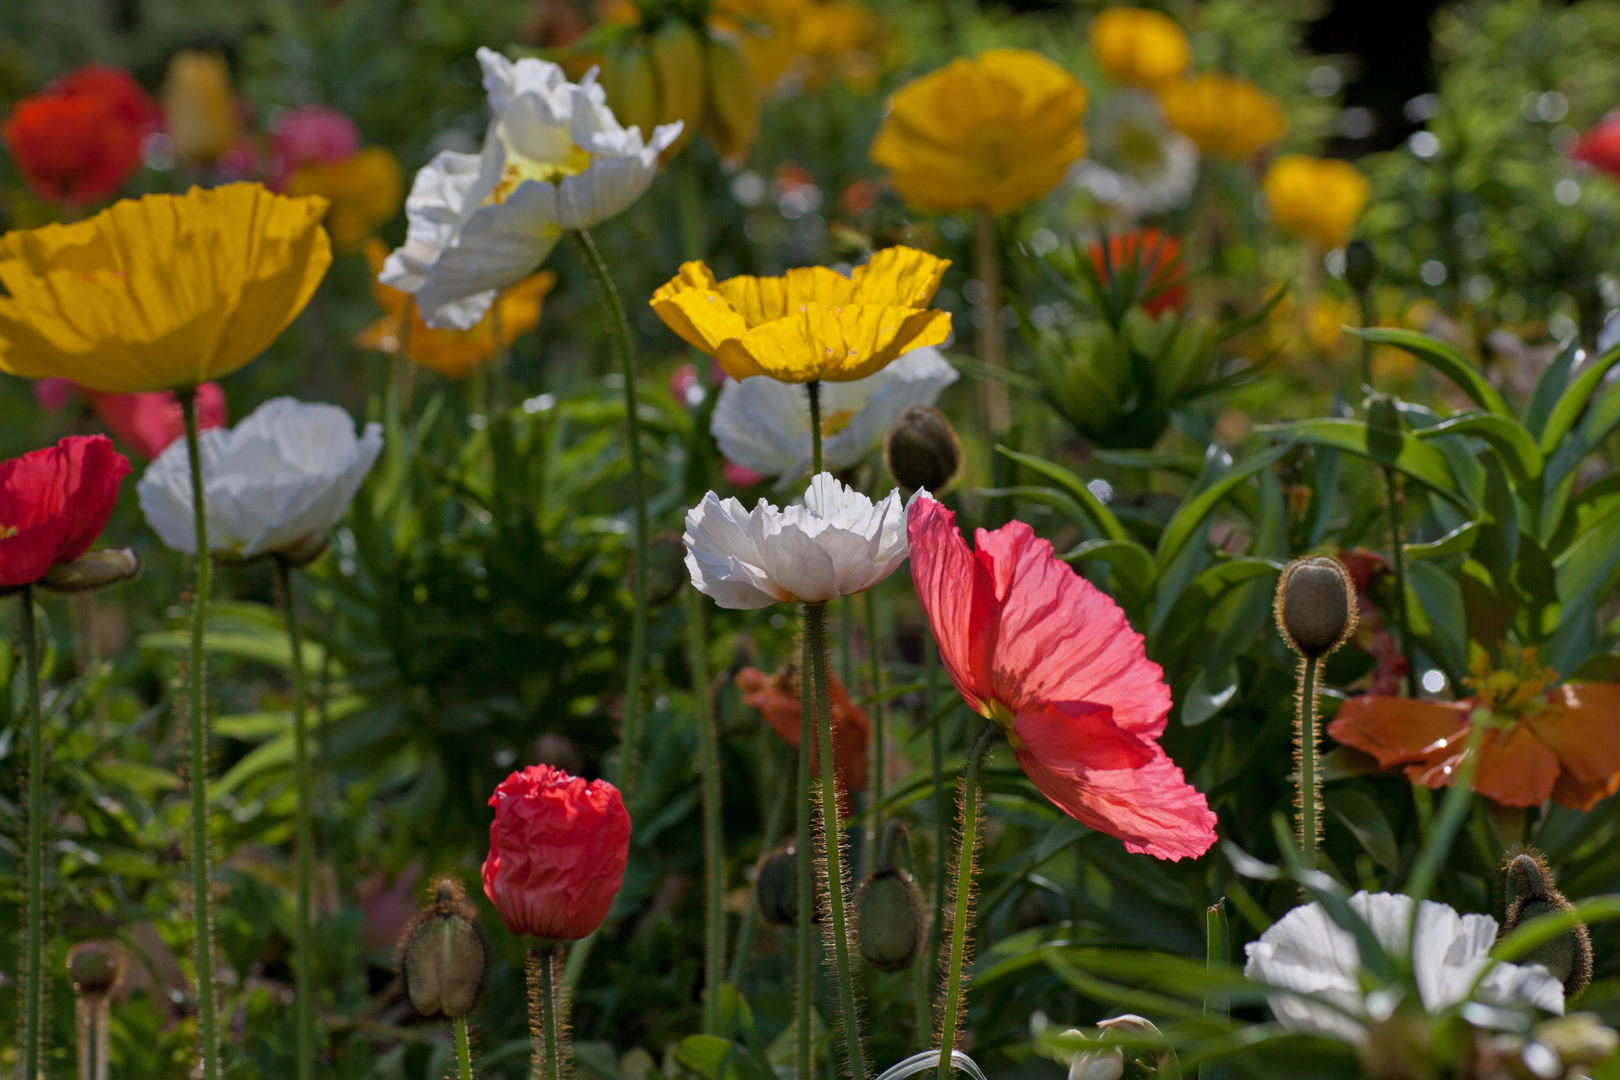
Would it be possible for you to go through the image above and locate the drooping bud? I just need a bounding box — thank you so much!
[1344,239,1378,293]
[884,405,963,494]
[66,940,124,997]
[1500,847,1591,999]
[1274,556,1357,659]
[637,532,690,607]
[41,548,141,593]
[857,868,925,971]
[398,875,488,1019]
[755,843,802,927]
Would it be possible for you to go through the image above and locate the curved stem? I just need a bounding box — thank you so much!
[179,388,221,1080]
[807,601,867,1080]
[455,1016,474,1080]
[688,588,725,1033]
[571,229,648,798]
[807,380,823,477]
[936,723,996,1080]
[276,560,316,1080]
[796,620,814,1080]
[1297,655,1320,874]
[20,584,45,1080]
[1384,466,1418,698]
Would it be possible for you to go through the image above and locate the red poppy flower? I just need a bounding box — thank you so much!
[85,383,228,459]
[1573,112,1620,177]
[907,495,1217,860]
[1089,228,1187,315]
[482,764,630,941]
[1,64,157,205]
[0,435,132,587]
[737,663,871,806]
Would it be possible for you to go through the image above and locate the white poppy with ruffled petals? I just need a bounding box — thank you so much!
[382,47,683,329]
[682,473,911,608]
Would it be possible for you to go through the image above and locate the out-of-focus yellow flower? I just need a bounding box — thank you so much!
[1089,8,1191,88]
[869,49,1087,216]
[713,0,808,92]
[358,239,554,381]
[162,50,239,169]
[1157,72,1286,160]
[1263,154,1369,250]
[0,184,331,393]
[597,18,759,163]
[798,0,884,91]
[284,147,403,253]
[649,246,951,382]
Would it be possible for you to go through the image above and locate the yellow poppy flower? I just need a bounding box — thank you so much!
[1263,154,1370,250]
[868,49,1087,216]
[284,147,404,253]
[162,50,239,169]
[649,246,951,382]
[1157,72,1287,160]
[1089,8,1191,89]
[357,239,555,381]
[0,183,331,393]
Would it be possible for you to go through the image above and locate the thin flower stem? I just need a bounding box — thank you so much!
[864,590,884,808]
[688,587,726,1033]
[455,1016,474,1080]
[532,946,563,1080]
[20,584,46,1080]
[807,601,867,1080]
[571,229,648,798]
[808,380,823,476]
[179,388,221,1080]
[917,634,942,1051]
[1297,654,1320,875]
[275,559,317,1080]
[729,741,791,987]
[1384,466,1418,697]
[80,994,110,1080]
[796,621,814,1080]
[936,723,996,1080]
[972,208,1009,435]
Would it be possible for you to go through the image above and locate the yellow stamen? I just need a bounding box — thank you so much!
[486,145,594,205]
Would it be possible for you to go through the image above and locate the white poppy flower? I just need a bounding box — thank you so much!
[682,473,910,608]
[1072,89,1198,220]
[1244,891,1564,1042]
[381,47,683,329]
[139,397,384,561]
[711,346,958,487]
[1056,1030,1122,1080]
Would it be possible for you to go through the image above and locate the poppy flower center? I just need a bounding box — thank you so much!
[487,145,594,204]
[1468,645,1557,717]
[0,525,15,539]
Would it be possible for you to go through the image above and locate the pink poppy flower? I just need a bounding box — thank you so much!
[84,383,227,459]
[906,495,1217,860]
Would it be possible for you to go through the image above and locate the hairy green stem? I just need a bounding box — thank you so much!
[179,388,221,1080]
[796,621,814,1080]
[276,560,316,1080]
[730,742,791,987]
[688,588,726,1033]
[937,724,996,1080]
[808,601,867,1080]
[923,636,944,1048]
[532,946,562,1080]
[456,1016,474,1080]
[20,585,45,1080]
[1298,655,1320,874]
[571,230,648,797]
[1384,466,1419,697]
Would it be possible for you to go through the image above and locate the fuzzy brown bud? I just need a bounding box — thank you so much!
[1500,847,1591,999]
[884,405,963,494]
[42,548,141,593]
[66,940,124,996]
[398,876,487,1019]
[857,868,924,972]
[1275,556,1357,659]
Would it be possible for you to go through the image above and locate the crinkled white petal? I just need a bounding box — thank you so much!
[379,150,486,296]
[413,176,564,329]
[138,398,384,559]
[711,347,958,487]
[681,474,908,608]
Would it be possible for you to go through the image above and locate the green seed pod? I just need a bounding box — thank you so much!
[857,868,924,972]
[884,405,963,494]
[1274,556,1357,659]
[66,940,124,996]
[1500,847,1591,999]
[755,844,800,927]
[1344,239,1378,293]
[398,876,487,1019]
[42,548,141,593]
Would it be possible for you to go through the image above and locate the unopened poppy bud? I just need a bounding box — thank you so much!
[884,404,962,494]
[756,843,801,927]
[41,548,141,593]
[398,876,487,1019]
[1274,556,1357,659]
[67,940,124,996]
[1057,1030,1124,1080]
[637,532,689,607]
[857,867,924,971]
[1344,239,1378,293]
[1501,847,1591,998]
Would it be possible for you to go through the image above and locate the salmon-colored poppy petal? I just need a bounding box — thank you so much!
[1552,769,1620,811]
[1012,704,1215,861]
[1328,695,1473,768]
[1406,723,1560,808]
[1524,682,1620,785]
[905,494,994,715]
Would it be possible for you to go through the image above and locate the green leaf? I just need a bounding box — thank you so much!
[1349,327,1510,416]
[1060,539,1156,595]
[1415,411,1543,486]
[1537,343,1620,453]
[1182,664,1238,727]
[1406,560,1470,687]
[674,1036,745,1080]
[1327,789,1400,871]
[1262,418,1473,511]
[1406,521,1478,561]
[1155,443,1290,572]
[994,445,1130,542]
[91,760,182,796]
[1523,337,1583,440]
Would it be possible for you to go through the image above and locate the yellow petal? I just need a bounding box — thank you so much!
[650,283,753,356]
[1157,73,1287,160]
[1263,155,1370,250]
[716,303,951,382]
[285,147,403,252]
[848,245,949,307]
[1088,8,1190,89]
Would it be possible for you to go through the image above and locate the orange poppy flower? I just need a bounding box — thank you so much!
[1329,649,1620,810]
[736,663,870,806]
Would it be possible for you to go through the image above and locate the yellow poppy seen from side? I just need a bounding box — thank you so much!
[650,245,951,382]
[1157,71,1286,160]
[1263,154,1370,250]
[358,239,556,381]
[284,147,404,253]
[868,49,1087,216]
[1089,7,1191,89]
[162,50,239,169]
[0,183,332,393]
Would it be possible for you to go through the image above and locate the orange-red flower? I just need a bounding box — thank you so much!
[1329,648,1620,810]
[1089,228,1186,315]
[1,64,158,206]
[737,663,870,803]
